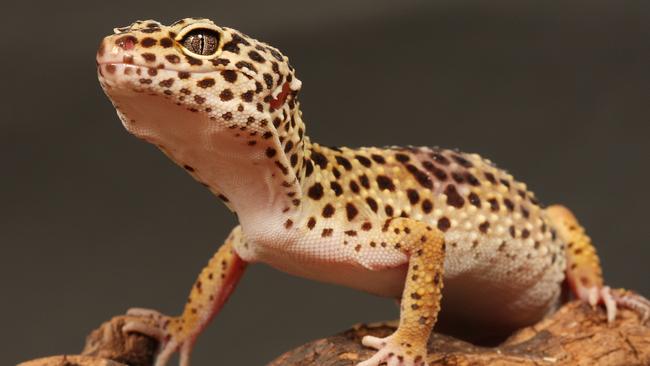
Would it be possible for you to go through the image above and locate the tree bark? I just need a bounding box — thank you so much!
[19,301,650,366]
[19,316,157,366]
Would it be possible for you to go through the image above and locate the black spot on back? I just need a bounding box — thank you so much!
[355,155,372,167]
[444,184,465,208]
[377,175,395,191]
[437,217,451,232]
[366,197,378,212]
[371,154,386,164]
[406,164,433,189]
[407,189,420,204]
[322,204,335,218]
[311,152,328,168]
[330,182,343,196]
[335,156,352,171]
[307,183,324,200]
[346,203,359,221]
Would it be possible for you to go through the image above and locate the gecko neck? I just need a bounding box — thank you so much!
[202,102,309,231]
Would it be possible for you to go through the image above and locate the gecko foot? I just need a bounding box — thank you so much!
[611,288,650,324]
[577,286,650,323]
[358,334,428,366]
[123,307,194,366]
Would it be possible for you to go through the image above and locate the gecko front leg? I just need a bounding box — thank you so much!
[358,218,446,366]
[123,226,247,366]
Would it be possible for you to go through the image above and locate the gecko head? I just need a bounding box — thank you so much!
[96,18,302,155]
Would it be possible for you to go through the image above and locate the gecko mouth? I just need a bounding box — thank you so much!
[97,62,203,80]
[96,61,259,98]
[96,60,257,79]
[98,62,157,78]
[97,63,168,93]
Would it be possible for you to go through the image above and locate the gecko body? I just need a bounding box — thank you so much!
[96,18,649,366]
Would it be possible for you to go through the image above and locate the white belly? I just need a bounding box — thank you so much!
[248,241,410,297]
[236,222,565,329]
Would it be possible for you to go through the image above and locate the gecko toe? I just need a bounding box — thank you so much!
[123,318,166,340]
[387,357,400,366]
[122,307,195,366]
[599,286,617,323]
[127,307,165,320]
[356,347,389,366]
[612,289,650,323]
[358,333,427,366]
[362,335,386,349]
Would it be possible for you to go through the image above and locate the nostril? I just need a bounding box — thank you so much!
[116,35,138,50]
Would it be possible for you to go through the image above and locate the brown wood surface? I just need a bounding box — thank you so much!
[18,300,650,366]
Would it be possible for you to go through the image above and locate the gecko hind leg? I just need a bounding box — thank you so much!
[546,205,650,323]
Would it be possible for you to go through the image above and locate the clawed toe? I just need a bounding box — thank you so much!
[124,307,173,341]
[123,317,169,341]
[357,334,427,366]
[357,347,390,366]
[361,335,386,349]
[612,289,650,323]
[580,287,650,324]
[122,308,194,366]
[599,286,617,322]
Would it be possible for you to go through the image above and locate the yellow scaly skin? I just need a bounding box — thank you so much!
[96,18,649,366]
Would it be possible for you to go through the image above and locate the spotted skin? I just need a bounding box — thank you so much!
[96,18,649,366]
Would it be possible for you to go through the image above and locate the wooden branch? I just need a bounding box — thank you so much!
[19,316,157,366]
[19,300,649,366]
[270,301,650,366]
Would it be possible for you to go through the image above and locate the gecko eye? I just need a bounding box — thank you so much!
[180,28,220,56]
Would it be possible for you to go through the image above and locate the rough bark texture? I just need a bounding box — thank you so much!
[19,316,156,366]
[18,301,650,366]
[271,301,650,366]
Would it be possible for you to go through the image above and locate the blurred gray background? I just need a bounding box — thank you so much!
[1,0,649,364]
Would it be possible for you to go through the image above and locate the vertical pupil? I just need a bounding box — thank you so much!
[190,34,205,54]
[193,35,202,53]
[182,30,218,55]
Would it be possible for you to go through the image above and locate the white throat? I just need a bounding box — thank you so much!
[108,89,292,229]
